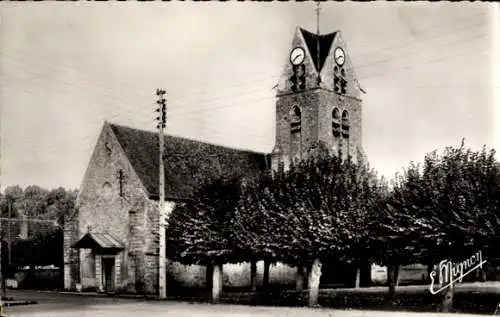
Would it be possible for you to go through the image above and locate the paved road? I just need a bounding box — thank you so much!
[4,302,488,317]
[1,291,486,317]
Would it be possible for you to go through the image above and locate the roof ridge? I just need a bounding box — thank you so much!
[108,122,268,155]
[299,27,338,39]
[106,121,269,199]
[298,27,337,73]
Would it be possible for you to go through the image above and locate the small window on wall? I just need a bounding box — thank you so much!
[290,106,301,134]
[341,110,350,138]
[118,169,125,197]
[105,141,112,157]
[332,108,341,138]
[103,182,112,198]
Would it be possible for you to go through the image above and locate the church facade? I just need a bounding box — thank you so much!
[63,26,365,294]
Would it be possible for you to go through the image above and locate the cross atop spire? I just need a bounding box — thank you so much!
[316,1,321,36]
[315,1,321,85]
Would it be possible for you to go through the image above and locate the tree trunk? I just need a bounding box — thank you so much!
[250,260,257,292]
[308,258,322,307]
[211,263,223,303]
[427,263,434,283]
[360,261,372,287]
[206,264,213,290]
[296,265,305,292]
[263,261,270,289]
[355,266,361,289]
[1,277,6,299]
[394,264,400,287]
[304,266,309,289]
[387,263,400,300]
[440,280,454,312]
[0,238,4,300]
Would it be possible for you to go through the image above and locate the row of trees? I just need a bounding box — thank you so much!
[165,141,500,312]
[0,186,77,237]
[0,186,76,294]
[0,186,77,220]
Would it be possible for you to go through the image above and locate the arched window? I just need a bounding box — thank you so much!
[290,106,301,134]
[341,110,350,138]
[103,182,112,198]
[332,108,341,138]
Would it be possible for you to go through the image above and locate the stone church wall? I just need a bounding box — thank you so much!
[68,124,153,292]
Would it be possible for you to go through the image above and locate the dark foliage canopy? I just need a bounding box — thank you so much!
[165,177,246,265]
[233,153,387,266]
[165,141,500,269]
[377,142,500,264]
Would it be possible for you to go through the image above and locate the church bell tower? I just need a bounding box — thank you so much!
[271,26,365,173]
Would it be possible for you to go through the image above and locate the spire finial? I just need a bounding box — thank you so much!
[315,1,321,85]
[316,1,321,36]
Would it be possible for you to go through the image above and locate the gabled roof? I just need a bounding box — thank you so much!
[72,232,124,251]
[300,28,337,73]
[109,123,269,200]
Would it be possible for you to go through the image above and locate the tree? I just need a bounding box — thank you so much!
[166,176,244,265]
[165,176,246,302]
[17,185,49,218]
[383,141,500,312]
[0,185,75,293]
[45,187,78,226]
[234,151,386,305]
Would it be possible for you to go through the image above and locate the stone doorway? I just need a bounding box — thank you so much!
[102,257,116,292]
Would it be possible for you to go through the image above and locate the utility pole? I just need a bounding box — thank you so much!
[0,100,3,315]
[155,88,167,299]
[7,202,10,266]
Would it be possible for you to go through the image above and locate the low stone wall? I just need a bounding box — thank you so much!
[167,260,296,289]
[9,269,61,290]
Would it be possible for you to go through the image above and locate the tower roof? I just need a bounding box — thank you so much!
[299,28,337,73]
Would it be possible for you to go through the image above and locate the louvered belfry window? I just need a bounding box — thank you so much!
[332,108,341,138]
[334,66,347,95]
[341,110,350,139]
[290,106,301,134]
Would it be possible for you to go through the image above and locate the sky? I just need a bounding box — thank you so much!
[0,2,498,191]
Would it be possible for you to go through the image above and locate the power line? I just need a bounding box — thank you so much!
[356,32,488,70]
[1,118,273,185]
[1,32,491,173]
[0,73,147,124]
[1,102,272,178]
[353,20,487,63]
[0,50,279,102]
[0,51,279,107]
[2,43,488,157]
[3,35,488,124]
[1,21,488,118]
[359,46,488,80]
[168,84,273,110]
[2,46,489,186]
[0,58,277,118]
[349,11,487,57]
[0,58,150,107]
[0,67,274,135]
[0,78,272,157]
[2,14,486,111]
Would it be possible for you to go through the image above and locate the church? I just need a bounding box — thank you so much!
[63,26,366,294]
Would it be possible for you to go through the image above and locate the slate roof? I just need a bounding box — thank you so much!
[72,232,124,251]
[109,123,269,200]
[300,28,337,73]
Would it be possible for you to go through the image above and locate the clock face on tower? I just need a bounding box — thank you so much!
[334,47,345,66]
[290,47,305,66]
